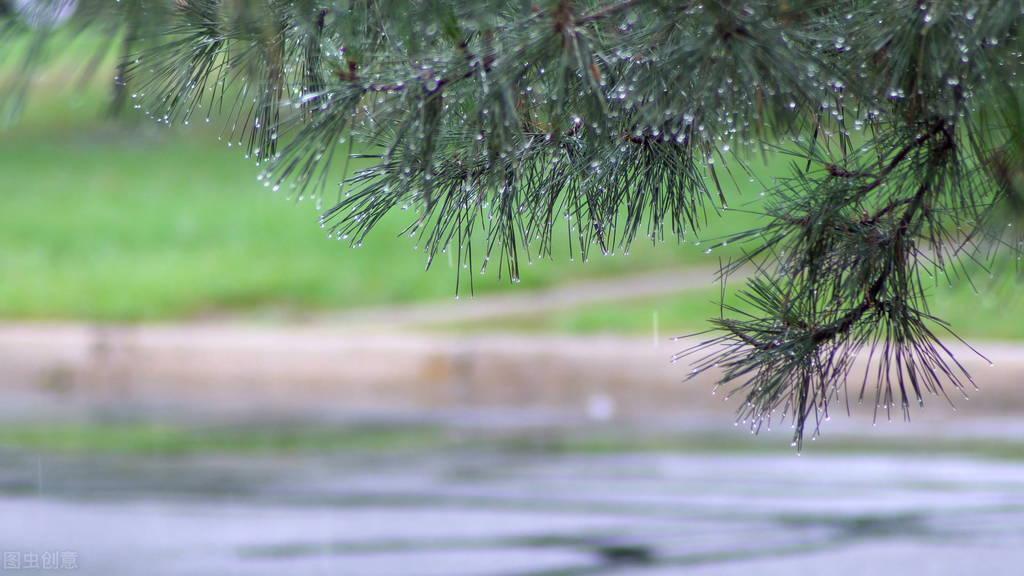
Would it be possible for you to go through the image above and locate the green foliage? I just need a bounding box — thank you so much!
[4,0,1024,446]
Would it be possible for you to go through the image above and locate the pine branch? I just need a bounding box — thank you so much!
[5,0,1023,448]
[576,0,645,25]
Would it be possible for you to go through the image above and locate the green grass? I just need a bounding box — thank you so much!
[506,429,1024,461]
[450,274,1024,341]
[1,46,776,322]
[5,114,1017,338]
[0,422,446,455]
[0,123,772,321]
[3,37,1019,343]
[2,420,1023,460]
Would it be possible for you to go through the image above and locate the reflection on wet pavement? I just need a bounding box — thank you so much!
[1,449,1023,575]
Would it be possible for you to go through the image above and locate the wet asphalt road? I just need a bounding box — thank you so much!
[1,446,1023,575]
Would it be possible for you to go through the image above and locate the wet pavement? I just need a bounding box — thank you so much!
[1,448,1023,575]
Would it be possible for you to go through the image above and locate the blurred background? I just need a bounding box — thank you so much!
[2,29,1024,576]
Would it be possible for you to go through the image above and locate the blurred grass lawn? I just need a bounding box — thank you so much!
[2,420,1024,460]
[0,122,765,320]
[448,279,1024,341]
[0,47,764,321]
[0,421,447,455]
[1,40,1020,342]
